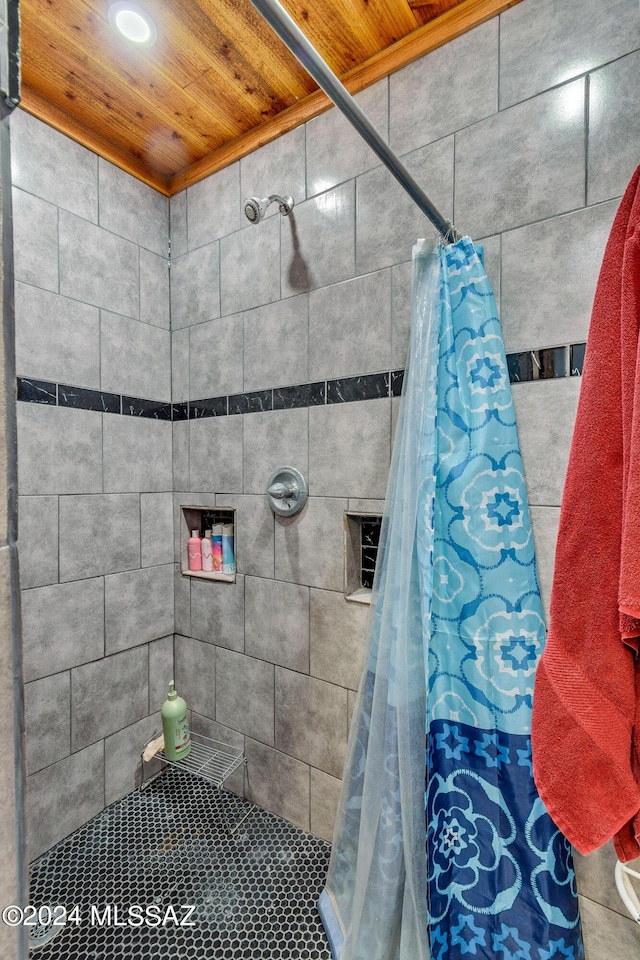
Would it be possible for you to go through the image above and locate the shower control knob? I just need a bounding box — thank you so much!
[266,467,308,517]
[267,481,295,500]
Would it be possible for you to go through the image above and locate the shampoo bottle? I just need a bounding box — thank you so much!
[161,679,191,761]
[222,522,236,575]
[212,523,223,573]
[188,530,202,571]
[201,529,213,572]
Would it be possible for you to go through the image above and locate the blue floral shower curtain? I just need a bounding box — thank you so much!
[318,238,584,960]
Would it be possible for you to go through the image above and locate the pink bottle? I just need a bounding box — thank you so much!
[188,530,202,571]
[201,529,213,572]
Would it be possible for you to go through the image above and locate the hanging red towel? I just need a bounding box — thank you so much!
[532,166,640,862]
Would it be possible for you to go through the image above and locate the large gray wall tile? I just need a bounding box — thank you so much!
[216,648,274,745]
[140,249,170,329]
[243,295,309,392]
[501,201,617,353]
[105,714,161,804]
[187,162,241,249]
[15,283,100,387]
[243,408,307,495]
[141,492,174,567]
[190,416,243,493]
[215,494,274,579]
[17,405,102,496]
[71,646,148,750]
[170,190,188,258]
[149,635,174,711]
[170,242,220,329]
[310,588,368,691]
[101,311,171,401]
[59,493,140,581]
[103,417,172,493]
[588,50,640,205]
[11,109,98,221]
[499,0,640,109]
[171,328,190,403]
[356,137,453,275]
[275,497,347,592]
[27,742,104,861]
[59,210,139,318]
[18,495,58,589]
[220,216,280,315]
[529,506,560,623]
[309,399,391,499]
[310,767,341,843]
[309,271,391,380]
[579,894,640,957]
[455,82,586,238]
[174,563,191,636]
[574,841,640,919]
[190,574,245,652]
[478,234,501,312]
[241,127,306,217]
[22,578,104,682]
[0,550,19,954]
[306,80,388,197]
[390,19,498,155]
[189,314,244,399]
[244,738,310,832]
[24,672,71,774]
[512,378,580,506]
[12,188,58,293]
[99,158,168,255]
[105,563,174,654]
[174,635,216,718]
[173,421,190,491]
[275,668,347,778]
[391,259,413,370]
[245,576,309,672]
[281,182,355,297]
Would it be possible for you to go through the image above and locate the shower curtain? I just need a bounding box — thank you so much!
[318,238,584,960]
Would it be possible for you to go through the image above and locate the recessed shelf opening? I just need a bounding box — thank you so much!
[180,505,236,582]
[344,513,382,604]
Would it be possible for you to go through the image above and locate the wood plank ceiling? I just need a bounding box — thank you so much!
[19,0,521,195]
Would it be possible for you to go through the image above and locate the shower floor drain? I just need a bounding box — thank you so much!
[28,908,66,950]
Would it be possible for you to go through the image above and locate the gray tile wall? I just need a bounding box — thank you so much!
[169,0,640,954]
[12,0,640,952]
[11,110,175,859]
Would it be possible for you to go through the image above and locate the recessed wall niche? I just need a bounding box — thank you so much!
[344,513,382,604]
[180,505,236,582]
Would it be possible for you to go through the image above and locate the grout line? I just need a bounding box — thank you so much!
[584,73,591,207]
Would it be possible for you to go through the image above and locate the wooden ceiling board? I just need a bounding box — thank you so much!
[22,0,295,173]
[21,30,219,176]
[409,0,468,27]
[20,83,171,191]
[20,0,523,194]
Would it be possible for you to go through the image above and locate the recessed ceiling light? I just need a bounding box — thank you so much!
[108,2,157,47]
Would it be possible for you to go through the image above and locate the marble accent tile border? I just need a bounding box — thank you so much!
[15,344,586,420]
[16,378,172,420]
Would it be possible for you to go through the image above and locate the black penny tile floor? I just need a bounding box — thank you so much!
[27,768,332,959]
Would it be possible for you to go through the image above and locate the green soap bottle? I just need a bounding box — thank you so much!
[161,679,191,761]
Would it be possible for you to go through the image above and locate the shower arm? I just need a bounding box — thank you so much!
[247,0,461,243]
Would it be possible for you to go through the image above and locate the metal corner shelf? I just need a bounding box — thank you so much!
[141,731,255,834]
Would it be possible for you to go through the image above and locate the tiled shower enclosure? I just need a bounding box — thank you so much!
[11,0,640,955]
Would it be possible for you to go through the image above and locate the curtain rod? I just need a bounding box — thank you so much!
[247,0,461,242]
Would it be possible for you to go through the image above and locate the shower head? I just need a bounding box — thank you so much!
[243,194,294,224]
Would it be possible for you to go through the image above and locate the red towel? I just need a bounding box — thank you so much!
[532,166,640,862]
